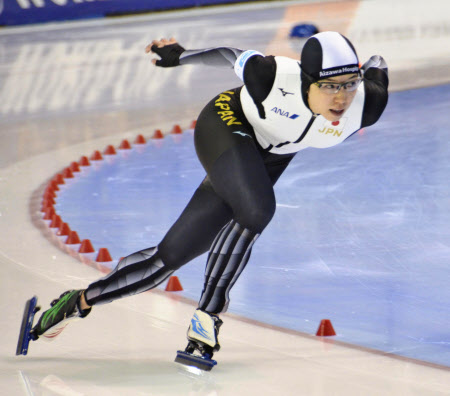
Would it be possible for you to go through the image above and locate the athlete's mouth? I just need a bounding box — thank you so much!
[329,109,345,116]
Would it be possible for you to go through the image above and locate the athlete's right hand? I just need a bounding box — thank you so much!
[145,38,186,67]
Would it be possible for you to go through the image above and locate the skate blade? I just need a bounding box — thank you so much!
[16,296,40,356]
[175,350,217,371]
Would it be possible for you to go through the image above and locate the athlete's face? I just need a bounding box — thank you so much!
[307,74,359,122]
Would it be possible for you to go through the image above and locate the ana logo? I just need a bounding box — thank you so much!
[271,107,299,119]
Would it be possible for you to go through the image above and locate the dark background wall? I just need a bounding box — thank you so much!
[0,0,260,26]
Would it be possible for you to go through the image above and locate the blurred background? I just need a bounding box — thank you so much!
[1,0,449,169]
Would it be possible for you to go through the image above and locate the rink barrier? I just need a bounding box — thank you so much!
[0,0,261,26]
[31,121,195,281]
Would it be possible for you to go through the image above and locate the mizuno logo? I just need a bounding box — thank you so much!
[271,107,299,119]
[232,131,251,138]
[191,313,212,340]
[278,88,294,97]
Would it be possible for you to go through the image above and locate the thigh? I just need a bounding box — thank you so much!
[206,140,276,233]
[158,184,233,269]
[263,152,296,186]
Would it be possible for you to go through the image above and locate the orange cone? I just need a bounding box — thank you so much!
[152,129,164,139]
[49,180,60,191]
[70,161,81,172]
[119,139,132,149]
[62,168,74,179]
[54,174,65,185]
[316,319,336,336]
[50,214,62,229]
[44,188,56,198]
[165,276,183,291]
[104,145,117,155]
[171,124,182,134]
[41,199,53,213]
[66,231,81,244]
[42,196,55,205]
[79,156,91,166]
[96,248,113,262]
[190,120,197,129]
[90,150,103,161]
[134,134,147,144]
[57,222,71,237]
[43,207,55,220]
[79,239,95,253]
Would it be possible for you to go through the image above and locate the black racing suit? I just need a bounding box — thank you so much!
[84,50,388,315]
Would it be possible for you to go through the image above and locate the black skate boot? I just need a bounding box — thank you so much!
[31,290,91,341]
[175,309,223,371]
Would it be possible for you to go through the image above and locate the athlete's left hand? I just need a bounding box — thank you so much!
[361,55,388,73]
[145,37,186,67]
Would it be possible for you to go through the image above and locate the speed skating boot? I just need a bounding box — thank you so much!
[175,309,223,371]
[31,290,91,341]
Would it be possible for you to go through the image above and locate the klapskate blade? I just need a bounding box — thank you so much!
[16,296,39,356]
[175,350,217,371]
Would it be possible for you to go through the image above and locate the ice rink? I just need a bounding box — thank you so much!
[1,0,450,395]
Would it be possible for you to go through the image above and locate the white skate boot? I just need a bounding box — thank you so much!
[175,309,223,371]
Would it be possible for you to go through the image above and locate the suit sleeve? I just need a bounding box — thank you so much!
[179,47,245,68]
[238,54,277,119]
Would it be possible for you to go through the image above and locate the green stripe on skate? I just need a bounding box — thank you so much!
[40,291,78,330]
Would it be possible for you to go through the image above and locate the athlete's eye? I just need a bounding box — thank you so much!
[318,83,338,90]
[316,78,362,94]
[343,79,363,91]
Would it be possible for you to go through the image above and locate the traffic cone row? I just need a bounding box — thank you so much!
[42,177,112,263]
[39,122,193,292]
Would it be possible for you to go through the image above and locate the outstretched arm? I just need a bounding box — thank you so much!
[146,37,274,118]
[180,47,245,67]
[146,38,261,71]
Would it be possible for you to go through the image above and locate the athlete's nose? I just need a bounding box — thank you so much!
[333,89,347,105]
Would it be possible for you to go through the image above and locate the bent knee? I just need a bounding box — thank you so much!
[235,198,276,233]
